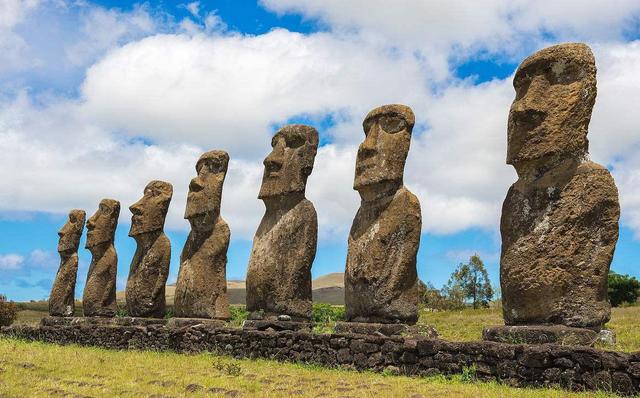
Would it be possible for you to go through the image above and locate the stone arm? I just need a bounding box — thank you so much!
[152,234,171,301]
[386,189,421,294]
[100,246,117,306]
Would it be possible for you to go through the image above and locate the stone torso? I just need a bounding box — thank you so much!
[174,218,230,319]
[246,198,317,320]
[125,233,171,318]
[501,159,619,328]
[345,186,421,324]
[83,245,118,317]
[49,253,78,316]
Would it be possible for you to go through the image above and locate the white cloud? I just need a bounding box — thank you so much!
[1,0,640,247]
[261,0,640,53]
[0,254,24,270]
[80,29,430,155]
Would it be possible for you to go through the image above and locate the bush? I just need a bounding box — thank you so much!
[229,305,249,326]
[609,271,640,307]
[0,295,18,326]
[312,303,345,324]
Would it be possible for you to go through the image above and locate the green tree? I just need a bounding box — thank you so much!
[446,254,493,309]
[608,271,640,307]
[0,294,18,327]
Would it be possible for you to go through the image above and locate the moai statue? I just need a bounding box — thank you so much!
[49,209,86,317]
[245,125,319,326]
[174,151,231,320]
[484,43,620,345]
[83,199,120,317]
[342,104,422,330]
[125,181,173,318]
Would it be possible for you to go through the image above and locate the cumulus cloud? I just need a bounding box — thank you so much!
[1,0,640,248]
[0,254,24,270]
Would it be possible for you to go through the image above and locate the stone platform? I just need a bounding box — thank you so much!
[41,316,168,327]
[2,322,638,395]
[242,319,312,332]
[334,322,438,338]
[482,325,604,346]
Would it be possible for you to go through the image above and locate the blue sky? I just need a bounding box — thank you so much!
[1,0,640,301]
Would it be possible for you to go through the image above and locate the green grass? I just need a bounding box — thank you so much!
[0,338,619,398]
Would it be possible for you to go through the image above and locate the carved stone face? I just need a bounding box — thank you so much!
[354,104,415,192]
[86,199,120,249]
[184,150,229,232]
[129,180,173,237]
[258,125,319,199]
[57,209,86,253]
[507,43,596,170]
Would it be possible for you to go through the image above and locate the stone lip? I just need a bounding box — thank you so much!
[335,322,437,338]
[483,325,600,346]
[242,319,312,332]
[3,323,638,395]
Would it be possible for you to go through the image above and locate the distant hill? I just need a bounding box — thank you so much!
[116,273,345,305]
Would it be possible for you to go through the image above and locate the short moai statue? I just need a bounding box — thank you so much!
[245,125,318,329]
[483,43,620,346]
[83,199,120,317]
[125,181,173,318]
[49,209,86,317]
[338,104,423,335]
[174,151,231,320]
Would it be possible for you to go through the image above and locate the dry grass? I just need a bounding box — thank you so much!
[0,338,618,398]
[419,306,640,352]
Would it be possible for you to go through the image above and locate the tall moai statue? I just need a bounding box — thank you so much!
[83,199,120,317]
[49,209,86,317]
[343,104,422,326]
[174,151,231,319]
[485,44,620,343]
[125,181,173,318]
[246,125,319,322]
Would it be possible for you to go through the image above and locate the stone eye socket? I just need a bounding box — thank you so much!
[379,115,406,134]
[285,134,306,148]
[202,159,222,174]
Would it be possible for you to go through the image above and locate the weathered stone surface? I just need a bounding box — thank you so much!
[41,316,167,327]
[174,151,231,319]
[166,318,226,329]
[335,322,437,338]
[242,319,312,332]
[83,199,120,317]
[246,125,319,321]
[501,43,620,329]
[483,325,598,346]
[125,180,173,318]
[345,104,421,325]
[49,209,85,317]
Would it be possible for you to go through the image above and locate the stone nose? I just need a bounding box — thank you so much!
[358,125,378,160]
[129,200,144,215]
[189,177,204,192]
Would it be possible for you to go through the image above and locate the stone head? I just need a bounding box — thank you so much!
[129,180,173,237]
[354,104,415,194]
[507,43,596,172]
[57,209,86,253]
[258,124,319,199]
[85,199,120,249]
[184,150,229,231]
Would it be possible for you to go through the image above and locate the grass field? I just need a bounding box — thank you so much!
[0,338,620,398]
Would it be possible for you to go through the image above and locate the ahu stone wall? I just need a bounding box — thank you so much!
[2,323,639,395]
